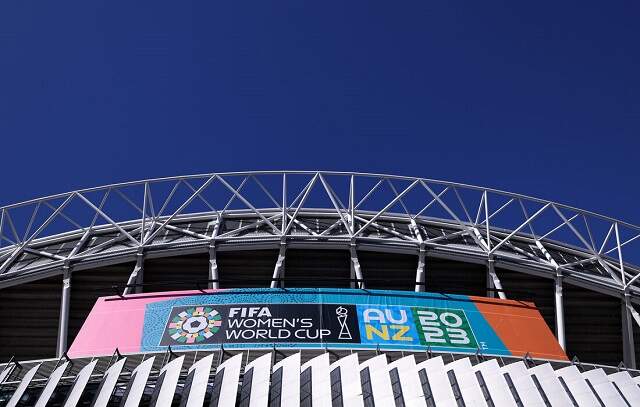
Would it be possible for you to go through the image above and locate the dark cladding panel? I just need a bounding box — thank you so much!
[425,257,487,296]
[285,249,351,288]
[564,283,622,366]
[68,263,134,346]
[358,251,417,291]
[217,250,278,288]
[0,275,61,362]
[496,268,555,332]
[142,253,209,293]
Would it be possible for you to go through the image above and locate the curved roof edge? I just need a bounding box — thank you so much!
[0,171,638,298]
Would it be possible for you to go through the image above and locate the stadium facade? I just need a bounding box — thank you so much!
[1,171,640,406]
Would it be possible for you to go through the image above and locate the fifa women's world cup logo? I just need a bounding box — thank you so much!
[168,306,222,344]
[336,306,352,340]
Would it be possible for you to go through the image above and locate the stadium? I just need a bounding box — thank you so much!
[1,170,640,406]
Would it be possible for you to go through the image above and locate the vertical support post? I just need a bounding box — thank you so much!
[349,175,355,234]
[349,244,364,289]
[415,245,426,292]
[281,173,287,234]
[209,217,221,289]
[486,270,495,298]
[410,220,426,293]
[271,241,286,288]
[555,271,566,351]
[57,266,71,358]
[124,251,144,295]
[487,257,506,299]
[622,291,636,369]
[209,243,219,289]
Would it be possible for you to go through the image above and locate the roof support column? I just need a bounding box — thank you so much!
[124,251,144,295]
[56,265,71,358]
[349,244,364,289]
[415,245,426,292]
[209,243,219,289]
[622,291,636,369]
[410,220,426,292]
[209,218,222,289]
[555,271,566,351]
[270,241,286,288]
[487,257,506,299]
[486,272,495,298]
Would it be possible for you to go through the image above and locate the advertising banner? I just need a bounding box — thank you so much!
[68,288,567,361]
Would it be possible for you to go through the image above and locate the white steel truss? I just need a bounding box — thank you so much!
[0,171,637,299]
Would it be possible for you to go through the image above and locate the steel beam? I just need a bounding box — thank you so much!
[410,220,426,292]
[622,292,636,369]
[124,251,144,295]
[555,272,566,350]
[56,266,71,358]
[349,244,364,289]
[209,243,219,289]
[486,269,495,299]
[415,246,426,292]
[487,257,506,300]
[271,242,286,288]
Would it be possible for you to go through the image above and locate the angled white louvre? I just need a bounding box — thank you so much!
[271,352,301,407]
[554,365,602,406]
[329,353,364,407]
[415,356,457,407]
[239,353,271,407]
[500,361,546,406]
[608,371,640,405]
[445,357,489,407]
[582,368,628,406]
[528,363,574,406]
[1,349,640,407]
[388,355,426,407]
[359,354,394,406]
[472,359,517,407]
[63,359,99,407]
[121,356,156,407]
[91,357,127,407]
[149,355,185,407]
[6,363,42,407]
[0,363,15,386]
[34,361,70,407]
[300,353,331,406]
[179,354,213,407]
[210,353,243,407]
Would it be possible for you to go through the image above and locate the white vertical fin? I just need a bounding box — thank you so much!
[211,353,243,407]
[243,353,271,407]
[472,359,517,407]
[181,354,214,407]
[35,362,70,407]
[122,356,155,407]
[300,353,331,406]
[91,357,127,407]
[387,355,426,407]
[500,361,545,406]
[415,356,457,407]
[7,363,42,407]
[150,355,185,407]
[329,353,364,407]
[63,360,98,407]
[271,353,301,407]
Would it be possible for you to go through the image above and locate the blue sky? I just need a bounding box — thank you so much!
[1,1,638,224]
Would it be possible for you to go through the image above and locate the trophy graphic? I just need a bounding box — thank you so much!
[336,306,352,340]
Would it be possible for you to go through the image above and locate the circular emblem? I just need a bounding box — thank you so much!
[168,306,222,344]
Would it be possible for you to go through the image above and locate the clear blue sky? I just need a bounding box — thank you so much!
[1,1,638,224]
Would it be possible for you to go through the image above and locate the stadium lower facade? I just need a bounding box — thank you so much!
[1,171,640,406]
